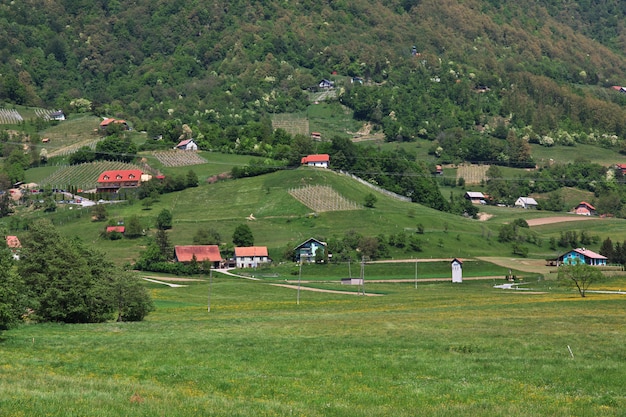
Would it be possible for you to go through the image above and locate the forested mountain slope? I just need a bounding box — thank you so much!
[2,0,626,123]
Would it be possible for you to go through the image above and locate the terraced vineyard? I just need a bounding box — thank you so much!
[39,161,144,190]
[0,108,23,124]
[152,150,207,167]
[289,185,361,212]
[47,138,104,158]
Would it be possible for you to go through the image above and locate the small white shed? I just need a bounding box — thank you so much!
[451,258,463,283]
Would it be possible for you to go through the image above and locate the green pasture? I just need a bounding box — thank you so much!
[306,102,363,140]
[531,143,623,166]
[1,273,625,416]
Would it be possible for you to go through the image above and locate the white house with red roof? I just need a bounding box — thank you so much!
[175,245,223,268]
[175,139,198,151]
[99,118,129,131]
[96,169,143,192]
[574,201,596,216]
[301,154,330,168]
[234,246,270,268]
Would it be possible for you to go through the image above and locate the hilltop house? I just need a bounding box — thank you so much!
[294,238,329,263]
[574,201,596,216]
[49,110,65,121]
[6,235,21,260]
[301,154,330,168]
[96,169,143,192]
[318,79,334,89]
[99,118,129,131]
[175,139,198,151]
[515,197,538,209]
[464,191,485,205]
[555,248,607,266]
[234,246,270,268]
[175,245,222,268]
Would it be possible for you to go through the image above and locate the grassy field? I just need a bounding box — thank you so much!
[7,166,626,266]
[531,143,624,166]
[1,273,625,416]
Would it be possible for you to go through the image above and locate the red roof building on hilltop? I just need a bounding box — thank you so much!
[301,154,330,168]
[97,169,143,192]
[6,235,21,248]
[99,118,129,130]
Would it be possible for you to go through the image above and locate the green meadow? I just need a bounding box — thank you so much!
[1,274,625,416]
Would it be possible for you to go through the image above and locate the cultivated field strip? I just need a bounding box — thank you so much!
[457,164,489,185]
[289,185,361,212]
[47,138,103,158]
[0,108,23,124]
[271,114,309,136]
[152,150,207,167]
[40,161,144,190]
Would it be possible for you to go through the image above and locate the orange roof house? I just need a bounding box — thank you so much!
[234,246,271,268]
[99,118,129,130]
[301,154,330,168]
[574,201,596,216]
[175,245,222,267]
[105,226,125,234]
[97,169,142,192]
[6,235,21,248]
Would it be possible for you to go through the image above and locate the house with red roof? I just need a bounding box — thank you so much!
[6,235,21,260]
[175,245,222,268]
[234,246,270,268]
[301,154,330,168]
[105,226,125,234]
[574,201,596,216]
[96,169,143,192]
[175,139,198,151]
[99,118,129,131]
[556,248,607,266]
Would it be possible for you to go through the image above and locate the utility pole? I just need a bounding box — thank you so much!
[207,268,213,313]
[297,261,302,305]
[360,256,366,295]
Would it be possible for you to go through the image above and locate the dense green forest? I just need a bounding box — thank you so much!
[3,0,626,212]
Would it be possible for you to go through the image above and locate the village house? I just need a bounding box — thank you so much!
[96,169,143,193]
[6,235,21,260]
[175,245,223,268]
[49,110,65,121]
[301,154,330,168]
[514,197,538,209]
[234,246,271,268]
[554,248,607,266]
[174,139,198,151]
[574,201,596,216]
[105,226,125,234]
[318,79,334,89]
[99,118,129,131]
[294,238,329,263]
[464,191,485,205]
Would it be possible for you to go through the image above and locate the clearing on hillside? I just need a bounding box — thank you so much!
[289,185,361,212]
[152,150,207,167]
[40,161,144,190]
[457,164,489,185]
[271,114,310,137]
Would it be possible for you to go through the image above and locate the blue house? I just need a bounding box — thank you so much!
[557,248,607,266]
[294,238,328,263]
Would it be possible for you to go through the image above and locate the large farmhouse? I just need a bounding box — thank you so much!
[96,170,143,192]
[175,245,223,268]
[234,246,271,268]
